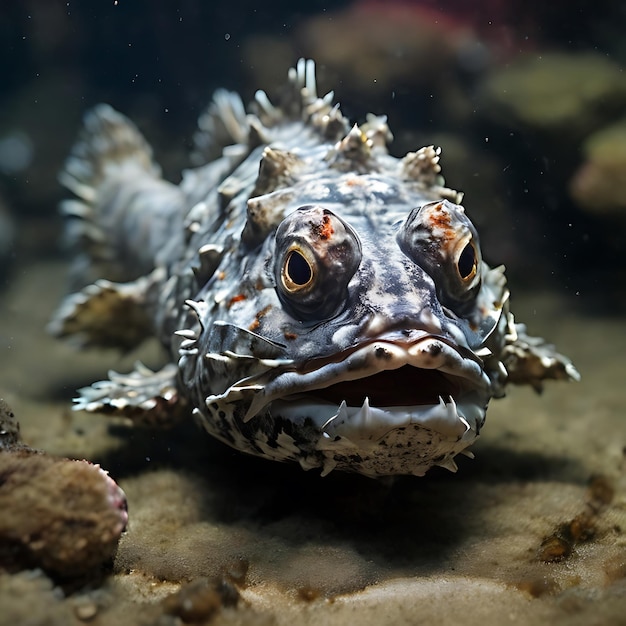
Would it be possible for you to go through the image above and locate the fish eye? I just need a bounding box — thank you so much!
[457,242,477,282]
[274,205,362,322]
[283,248,314,291]
[397,199,482,313]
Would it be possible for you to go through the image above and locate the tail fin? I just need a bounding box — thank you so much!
[59,104,184,287]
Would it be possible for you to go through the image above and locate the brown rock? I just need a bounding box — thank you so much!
[0,399,127,580]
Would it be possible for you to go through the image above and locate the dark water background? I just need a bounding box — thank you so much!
[1,0,625,303]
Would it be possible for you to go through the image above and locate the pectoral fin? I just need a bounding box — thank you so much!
[73,361,185,426]
[48,269,163,350]
[502,322,580,391]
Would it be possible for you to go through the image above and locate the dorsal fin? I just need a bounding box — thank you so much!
[192,89,250,165]
[254,58,350,140]
[252,58,320,125]
[193,60,350,168]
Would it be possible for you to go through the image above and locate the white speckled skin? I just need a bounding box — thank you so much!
[50,60,579,477]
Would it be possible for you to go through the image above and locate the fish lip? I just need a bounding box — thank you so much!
[229,333,491,424]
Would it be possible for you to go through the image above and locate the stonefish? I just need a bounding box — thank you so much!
[51,60,578,478]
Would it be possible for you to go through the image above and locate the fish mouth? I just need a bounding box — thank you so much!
[199,333,493,476]
[311,365,461,406]
[224,334,491,445]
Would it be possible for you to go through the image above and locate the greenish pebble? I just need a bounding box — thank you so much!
[482,53,626,135]
[569,118,626,214]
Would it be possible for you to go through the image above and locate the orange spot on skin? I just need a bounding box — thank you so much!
[319,214,334,240]
[428,202,451,228]
[248,305,272,331]
[426,202,456,244]
[228,294,246,307]
[283,331,297,341]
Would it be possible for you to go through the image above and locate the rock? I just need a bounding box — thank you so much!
[569,118,626,216]
[0,570,76,625]
[0,400,128,581]
[161,577,239,623]
[480,52,626,138]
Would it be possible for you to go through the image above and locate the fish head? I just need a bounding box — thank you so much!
[182,200,508,476]
[181,189,509,478]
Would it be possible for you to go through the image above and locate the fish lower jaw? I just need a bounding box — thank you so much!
[269,394,487,478]
[272,392,486,443]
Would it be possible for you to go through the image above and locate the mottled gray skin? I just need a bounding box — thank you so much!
[50,60,579,477]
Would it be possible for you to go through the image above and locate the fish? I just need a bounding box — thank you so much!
[49,59,579,478]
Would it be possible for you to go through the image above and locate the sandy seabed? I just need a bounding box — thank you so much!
[1,258,625,625]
